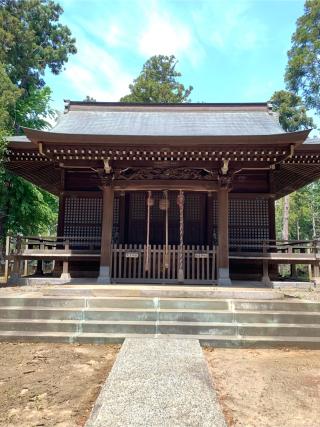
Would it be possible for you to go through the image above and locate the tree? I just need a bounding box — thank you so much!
[0,62,21,157]
[0,173,58,236]
[0,0,77,91]
[271,90,315,240]
[83,96,96,102]
[0,85,58,238]
[120,55,193,103]
[285,0,320,113]
[0,0,76,242]
[270,90,314,132]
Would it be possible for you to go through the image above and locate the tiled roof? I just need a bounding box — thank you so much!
[48,103,285,136]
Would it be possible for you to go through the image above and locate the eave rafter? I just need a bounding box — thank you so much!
[41,144,293,167]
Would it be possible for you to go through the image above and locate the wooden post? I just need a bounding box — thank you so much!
[311,240,320,285]
[262,240,271,286]
[4,235,10,284]
[97,184,114,284]
[217,186,231,286]
[11,235,22,284]
[60,239,71,280]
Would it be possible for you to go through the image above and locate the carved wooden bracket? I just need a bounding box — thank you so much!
[114,167,217,181]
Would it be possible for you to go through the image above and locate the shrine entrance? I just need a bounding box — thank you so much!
[111,190,216,284]
[127,191,208,245]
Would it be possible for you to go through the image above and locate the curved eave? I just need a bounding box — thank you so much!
[22,128,311,146]
[295,143,320,153]
[7,140,36,150]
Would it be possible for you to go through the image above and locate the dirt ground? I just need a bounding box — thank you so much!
[204,348,320,427]
[0,342,120,427]
[284,288,320,302]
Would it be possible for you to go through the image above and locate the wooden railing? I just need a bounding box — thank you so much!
[111,244,216,283]
[229,239,320,259]
[4,235,101,282]
[5,235,320,284]
[6,235,101,255]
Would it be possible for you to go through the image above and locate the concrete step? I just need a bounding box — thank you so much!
[0,296,319,312]
[40,284,284,300]
[1,318,320,337]
[1,306,320,324]
[0,331,320,348]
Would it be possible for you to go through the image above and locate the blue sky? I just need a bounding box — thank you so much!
[46,0,306,112]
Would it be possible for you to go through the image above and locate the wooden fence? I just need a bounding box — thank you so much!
[111,244,216,284]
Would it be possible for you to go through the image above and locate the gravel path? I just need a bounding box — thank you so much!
[86,338,226,427]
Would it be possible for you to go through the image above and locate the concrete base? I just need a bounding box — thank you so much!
[262,275,272,287]
[177,268,184,284]
[217,267,232,286]
[272,281,315,290]
[60,273,71,281]
[97,266,111,284]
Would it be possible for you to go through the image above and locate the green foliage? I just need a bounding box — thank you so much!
[270,90,314,132]
[272,89,318,240]
[120,55,193,103]
[0,62,21,160]
[0,172,58,235]
[0,62,21,128]
[0,0,76,238]
[14,86,56,131]
[276,182,320,240]
[285,0,320,112]
[0,0,77,90]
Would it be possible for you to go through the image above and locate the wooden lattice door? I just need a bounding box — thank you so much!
[184,193,206,245]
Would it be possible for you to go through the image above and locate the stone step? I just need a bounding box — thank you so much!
[1,306,320,323]
[41,284,284,300]
[0,330,320,348]
[1,319,320,337]
[0,296,319,312]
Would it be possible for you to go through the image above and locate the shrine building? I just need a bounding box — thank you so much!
[5,101,320,286]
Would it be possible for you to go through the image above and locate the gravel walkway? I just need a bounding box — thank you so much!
[85,338,226,427]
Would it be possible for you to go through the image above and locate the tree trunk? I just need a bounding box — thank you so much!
[282,195,290,241]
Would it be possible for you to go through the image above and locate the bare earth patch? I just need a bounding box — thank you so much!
[284,289,320,302]
[0,342,120,427]
[204,348,320,427]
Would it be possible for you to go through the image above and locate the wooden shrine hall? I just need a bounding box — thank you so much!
[5,101,320,286]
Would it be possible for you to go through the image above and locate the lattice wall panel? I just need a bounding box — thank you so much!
[212,198,270,245]
[63,195,119,243]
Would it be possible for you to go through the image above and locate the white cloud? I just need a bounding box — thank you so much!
[105,23,126,47]
[192,0,266,53]
[137,1,204,66]
[65,38,133,101]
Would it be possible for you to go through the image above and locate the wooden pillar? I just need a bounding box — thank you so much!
[206,192,214,247]
[97,184,114,284]
[119,191,126,244]
[268,197,278,280]
[217,186,231,286]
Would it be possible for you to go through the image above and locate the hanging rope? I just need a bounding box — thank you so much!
[164,190,169,270]
[177,190,185,282]
[145,191,152,272]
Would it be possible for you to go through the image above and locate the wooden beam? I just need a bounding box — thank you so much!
[97,184,114,283]
[112,180,218,192]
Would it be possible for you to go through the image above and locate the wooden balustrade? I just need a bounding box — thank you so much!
[4,235,320,284]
